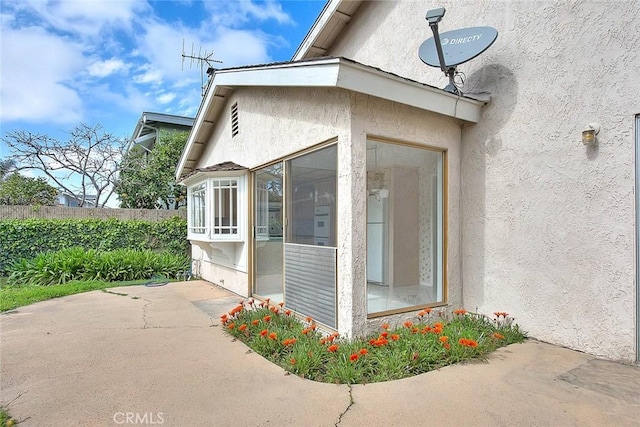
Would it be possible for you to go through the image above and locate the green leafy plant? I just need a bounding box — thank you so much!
[6,248,189,286]
[223,302,527,384]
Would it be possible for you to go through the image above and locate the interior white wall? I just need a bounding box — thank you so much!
[329,0,639,360]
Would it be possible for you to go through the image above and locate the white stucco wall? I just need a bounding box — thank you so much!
[329,1,639,360]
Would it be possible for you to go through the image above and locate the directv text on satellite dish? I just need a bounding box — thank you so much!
[441,33,483,46]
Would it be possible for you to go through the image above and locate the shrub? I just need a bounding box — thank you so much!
[7,248,189,286]
[0,217,188,274]
[223,301,527,384]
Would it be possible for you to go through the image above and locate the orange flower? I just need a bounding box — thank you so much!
[238,324,247,332]
[359,348,369,355]
[229,305,243,315]
[380,331,388,338]
[443,342,451,350]
[404,320,413,328]
[433,326,443,334]
[459,338,478,348]
[305,316,314,323]
[278,302,285,307]
[272,308,279,315]
[269,332,277,340]
[494,312,509,318]
[380,323,389,330]
[492,333,505,340]
[349,353,359,362]
[372,337,389,347]
[453,309,467,315]
[265,298,270,304]
[417,310,426,318]
[251,319,259,326]
[302,328,310,335]
[439,336,448,343]
[285,310,292,316]
[227,322,235,329]
[327,344,339,352]
[327,335,335,342]
[422,326,431,334]
[320,338,326,345]
[310,324,317,331]
[247,298,254,306]
[283,338,297,346]
[260,329,268,337]
[263,315,271,322]
[423,307,432,314]
[290,358,296,365]
[330,332,340,338]
[411,327,419,334]
[390,334,400,341]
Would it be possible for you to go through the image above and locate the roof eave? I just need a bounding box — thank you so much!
[175,58,484,180]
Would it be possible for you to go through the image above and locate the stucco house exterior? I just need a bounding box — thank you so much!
[175,0,640,362]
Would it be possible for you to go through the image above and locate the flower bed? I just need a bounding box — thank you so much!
[223,300,526,384]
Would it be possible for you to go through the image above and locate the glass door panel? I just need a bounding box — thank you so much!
[254,163,284,302]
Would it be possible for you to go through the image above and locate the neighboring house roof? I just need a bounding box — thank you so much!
[292,0,363,60]
[130,112,194,152]
[175,56,484,180]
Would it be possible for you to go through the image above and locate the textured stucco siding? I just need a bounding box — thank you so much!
[329,1,639,360]
[348,92,462,336]
[197,87,351,170]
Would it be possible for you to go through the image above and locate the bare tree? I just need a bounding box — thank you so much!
[3,123,126,207]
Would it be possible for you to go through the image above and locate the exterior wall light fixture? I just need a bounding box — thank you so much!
[582,123,600,146]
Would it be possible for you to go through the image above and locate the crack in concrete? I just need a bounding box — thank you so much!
[335,384,354,426]
[141,298,152,329]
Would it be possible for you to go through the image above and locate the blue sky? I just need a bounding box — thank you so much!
[0,0,327,158]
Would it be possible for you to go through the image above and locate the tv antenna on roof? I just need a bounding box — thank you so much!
[418,7,498,96]
[182,39,223,96]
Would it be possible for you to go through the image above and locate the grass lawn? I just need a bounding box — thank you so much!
[0,278,148,312]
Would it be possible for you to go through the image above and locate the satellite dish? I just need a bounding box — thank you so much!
[419,27,498,68]
[418,7,498,95]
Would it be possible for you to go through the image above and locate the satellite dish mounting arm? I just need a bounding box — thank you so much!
[426,7,459,94]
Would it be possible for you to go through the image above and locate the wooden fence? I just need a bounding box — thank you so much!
[0,205,186,222]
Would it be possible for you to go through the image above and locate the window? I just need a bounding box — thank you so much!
[212,179,238,235]
[186,174,246,241]
[189,183,206,235]
[287,145,337,247]
[366,139,444,316]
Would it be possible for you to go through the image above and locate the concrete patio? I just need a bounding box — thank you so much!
[1,280,639,426]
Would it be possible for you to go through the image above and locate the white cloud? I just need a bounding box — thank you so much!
[204,0,293,26]
[157,92,176,105]
[21,0,148,37]
[0,25,85,124]
[87,58,129,78]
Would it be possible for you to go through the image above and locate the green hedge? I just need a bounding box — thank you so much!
[0,217,188,274]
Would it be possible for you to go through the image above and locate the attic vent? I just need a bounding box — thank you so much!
[231,102,239,137]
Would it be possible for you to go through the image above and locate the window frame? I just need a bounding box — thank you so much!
[186,172,247,242]
[364,137,448,318]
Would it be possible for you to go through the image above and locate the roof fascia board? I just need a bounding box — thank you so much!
[213,60,341,88]
[292,0,342,60]
[336,61,483,123]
